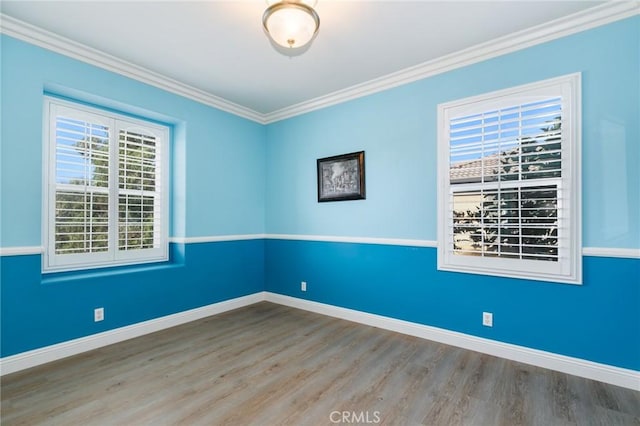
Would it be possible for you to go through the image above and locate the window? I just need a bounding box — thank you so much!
[43,97,169,272]
[437,74,581,284]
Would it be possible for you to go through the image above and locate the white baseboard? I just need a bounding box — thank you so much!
[0,292,266,376]
[264,292,640,391]
[3,290,637,391]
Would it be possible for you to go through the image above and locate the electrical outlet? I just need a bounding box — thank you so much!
[482,312,493,327]
[94,307,104,322]
[301,281,307,292]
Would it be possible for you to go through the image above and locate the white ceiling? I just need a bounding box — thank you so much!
[1,1,608,116]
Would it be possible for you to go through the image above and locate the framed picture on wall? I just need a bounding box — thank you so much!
[317,151,366,202]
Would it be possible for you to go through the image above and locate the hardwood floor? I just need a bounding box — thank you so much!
[2,302,639,425]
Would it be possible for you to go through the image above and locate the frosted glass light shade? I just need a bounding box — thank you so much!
[263,1,320,49]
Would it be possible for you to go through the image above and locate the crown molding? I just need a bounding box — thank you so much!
[1,3,638,125]
[263,1,640,123]
[0,14,266,124]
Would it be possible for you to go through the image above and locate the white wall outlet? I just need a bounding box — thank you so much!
[301,281,307,292]
[482,312,493,327]
[94,307,104,322]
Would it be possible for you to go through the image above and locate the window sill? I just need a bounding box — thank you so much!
[41,260,184,285]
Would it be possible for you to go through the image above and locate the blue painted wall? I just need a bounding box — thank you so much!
[0,35,266,357]
[1,241,264,357]
[266,16,640,248]
[1,16,639,373]
[265,241,639,370]
[265,17,640,370]
[0,35,266,245]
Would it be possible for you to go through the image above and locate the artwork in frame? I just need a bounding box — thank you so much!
[317,151,366,202]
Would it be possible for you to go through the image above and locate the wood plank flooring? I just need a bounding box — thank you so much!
[2,302,639,425]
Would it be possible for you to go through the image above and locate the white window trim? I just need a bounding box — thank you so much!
[42,97,170,273]
[437,73,582,284]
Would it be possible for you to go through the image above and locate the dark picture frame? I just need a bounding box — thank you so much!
[317,151,366,202]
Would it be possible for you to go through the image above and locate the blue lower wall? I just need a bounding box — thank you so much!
[2,238,638,372]
[0,240,264,357]
[265,239,640,371]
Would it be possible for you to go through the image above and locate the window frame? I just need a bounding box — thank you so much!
[42,97,170,273]
[436,74,582,284]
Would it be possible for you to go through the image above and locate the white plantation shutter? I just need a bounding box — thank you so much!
[449,99,563,184]
[437,74,581,284]
[53,112,110,257]
[448,98,563,262]
[44,98,169,272]
[117,126,163,257]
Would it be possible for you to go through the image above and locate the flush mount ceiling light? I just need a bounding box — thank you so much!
[262,0,320,49]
